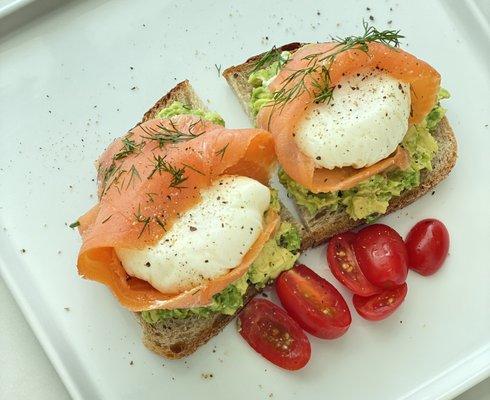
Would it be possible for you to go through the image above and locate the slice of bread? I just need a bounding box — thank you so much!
[223,44,458,250]
[134,80,299,359]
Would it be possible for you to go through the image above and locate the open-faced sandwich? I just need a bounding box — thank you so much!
[73,81,301,358]
[223,23,457,249]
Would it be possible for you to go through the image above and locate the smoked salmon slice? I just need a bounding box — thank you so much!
[257,42,440,193]
[76,115,278,311]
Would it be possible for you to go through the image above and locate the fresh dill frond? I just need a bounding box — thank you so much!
[113,135,145,161]
[214,63,222,76]
[266,21,404,112]
[215,143,229,160]
[100,162,125,195]
[332,20,403,51]
[69,221,80,228]
[251,46,282,73]
[126,165,141,189]
[148,154,188,188]
[141,119,202,148]
[134,204,151,238]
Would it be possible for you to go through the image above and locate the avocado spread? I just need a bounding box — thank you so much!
[279,89,449,221]
[140,190,300,323]
[155,101,225,126]
[248,51,291,116]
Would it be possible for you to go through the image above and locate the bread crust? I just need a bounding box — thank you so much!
[223,45,458,250]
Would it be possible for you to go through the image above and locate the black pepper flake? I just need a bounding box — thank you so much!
[205,260,209,263]
[369,15,374,21]
[189,226,197,232]
[316,156,322,160]
[431,191,435,195]
[20,249,26,253]
[145,262,151,267]
[130,361,134,365]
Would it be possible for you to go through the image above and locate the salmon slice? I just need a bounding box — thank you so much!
[76,115,277,311]
[257,42,440,193]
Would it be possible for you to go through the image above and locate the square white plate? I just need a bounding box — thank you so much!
[0,0,489,399]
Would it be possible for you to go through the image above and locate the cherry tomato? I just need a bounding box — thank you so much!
[354,224,408,289]
[276,264,351,339]
[405,219,450,276]
[238,298,311,370]
[353,283,408,321]
[327,232,381,296]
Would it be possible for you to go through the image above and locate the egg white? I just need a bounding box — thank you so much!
[115,176,270,293]
[295,70,411,169]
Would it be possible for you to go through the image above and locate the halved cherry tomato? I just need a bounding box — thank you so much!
[354,224,408,289]
[406,219,450,276]
[353,283,408,321]
[327,232,381,296]
[276,264,351,339]
[238,298,311,370]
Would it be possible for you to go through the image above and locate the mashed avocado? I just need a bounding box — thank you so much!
[279,89,448,221]
[140,199,300,323]
[248,51,290,116]
[155,101,225,126]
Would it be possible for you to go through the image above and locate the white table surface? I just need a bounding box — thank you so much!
[0,275,488,399]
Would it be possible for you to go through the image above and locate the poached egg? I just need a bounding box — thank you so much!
[115,176,270,294]
[294,70,411,169]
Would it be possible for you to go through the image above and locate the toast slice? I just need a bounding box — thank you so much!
[134,80,300,358]
[223,45,458,250]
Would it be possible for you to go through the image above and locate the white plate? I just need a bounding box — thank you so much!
[0,0,489,399]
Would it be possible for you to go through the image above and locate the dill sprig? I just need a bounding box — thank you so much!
[332,21,403,51]
[214,63,222,76]
[148,154,188,188]
[215,143,229,160]
[141,119,203,148]
[126,165,141,189]
[99,162,125,196]
[113,135,145,161]
[134,205,166,238]
[251,46,282,73]
[266,21,404,112]
[134,204,151,238]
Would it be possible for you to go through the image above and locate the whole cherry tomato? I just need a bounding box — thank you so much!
[405,219,449,276]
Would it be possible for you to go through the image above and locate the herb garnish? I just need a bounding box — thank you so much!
[126,165,142,189]
[133,205,166,238]
[214,63,222,76]
[251,46,281,73]
[148,154,188,188]
[259,21,403,113]
[113,135,145,160]
[69,221,80,228]
[134,204,151,238]
[101,215,112,224]
[215,143,229,160]
[141,119,204,149]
